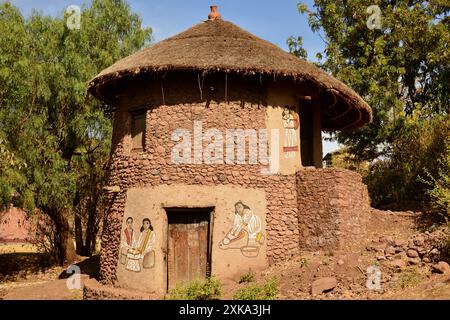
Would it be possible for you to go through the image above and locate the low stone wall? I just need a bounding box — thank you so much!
[83,278,157,300]
[296,168,370,250]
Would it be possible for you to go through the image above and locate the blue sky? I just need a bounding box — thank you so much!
[9,0,340,155]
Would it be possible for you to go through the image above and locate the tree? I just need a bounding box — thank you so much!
[0,1,152,264]
[293,1,449,160]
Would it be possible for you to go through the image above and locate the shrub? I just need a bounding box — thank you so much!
[365,116,450,210]
[168,277,222,300]
[238,270,255,284]
[233,277,279,300]
[422,140,450,219]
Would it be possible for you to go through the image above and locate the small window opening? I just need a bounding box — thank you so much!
[131,111,146,151]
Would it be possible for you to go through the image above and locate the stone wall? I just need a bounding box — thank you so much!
[99,76,301,285]
[296,168,370,250]
[98,73,370,291]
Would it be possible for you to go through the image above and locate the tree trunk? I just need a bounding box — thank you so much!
[47,207,77,265]
[73,192,84,255]
[83,195,99,256]
[74,213,83,255]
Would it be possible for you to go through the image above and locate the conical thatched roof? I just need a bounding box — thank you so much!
[88,18,372,131]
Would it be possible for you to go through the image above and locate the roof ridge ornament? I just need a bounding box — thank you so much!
[208,5,222,21]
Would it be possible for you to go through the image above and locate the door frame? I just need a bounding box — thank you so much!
[164,207,215,292]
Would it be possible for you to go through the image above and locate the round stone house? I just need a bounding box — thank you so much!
[87,9,372,295]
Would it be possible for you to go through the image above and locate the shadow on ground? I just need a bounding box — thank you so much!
[0,252,55,281]
[58,254,100,280]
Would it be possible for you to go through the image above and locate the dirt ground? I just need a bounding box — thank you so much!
[0,245,99,300]
[0,210,449,300]
[221,209,450,300]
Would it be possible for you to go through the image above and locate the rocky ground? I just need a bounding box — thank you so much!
[224,209,449,300]
[1,209,449,300]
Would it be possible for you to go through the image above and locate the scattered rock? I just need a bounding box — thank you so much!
[408,257,421,265]
[311,277,338,295]
[366,245,378,252]
[406,249,419,258]
[430,248,440,256]
[377,256,386,261]
[432,261,450,274]
[337,259,344,266]
[390,259,407,269]
[379,236,395,246]
[384,245,396,256]
[413,236,425,247]
[394,252,407,260]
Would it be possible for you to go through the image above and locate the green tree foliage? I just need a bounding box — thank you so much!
[0,1,151,264]
[287,36,308,59]
[422,134,450,218]
[365,116,449,209]
[295,1,449,160]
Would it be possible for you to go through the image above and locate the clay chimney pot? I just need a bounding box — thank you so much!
[208,5,222,21]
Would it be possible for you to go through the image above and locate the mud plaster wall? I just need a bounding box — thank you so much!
[266,79,301,175]
[296,168,371,250]
[100,74,301,287]
[117,185,266,294]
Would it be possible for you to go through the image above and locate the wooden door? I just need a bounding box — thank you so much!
[167,211,211,291]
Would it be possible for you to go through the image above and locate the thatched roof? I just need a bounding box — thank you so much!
[88,19,372,131]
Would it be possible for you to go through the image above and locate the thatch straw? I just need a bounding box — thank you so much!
[88,19,372,131]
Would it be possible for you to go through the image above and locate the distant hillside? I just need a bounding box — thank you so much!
[0,208,34,243]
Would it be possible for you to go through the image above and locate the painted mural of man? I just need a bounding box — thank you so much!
[220,201,265,250]
[124,217,135,247]
[119,217,135,265]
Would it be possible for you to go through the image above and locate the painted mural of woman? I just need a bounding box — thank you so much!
[282,107,299,158]
[219,201,265,257]
[125,218,156,272]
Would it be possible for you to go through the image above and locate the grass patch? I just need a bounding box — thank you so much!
[324,250,334,257]
[233,277,279,300]
[299,257,309,268]
[167,277,222,300]
[397,266,426,289]
[238,270,255,284]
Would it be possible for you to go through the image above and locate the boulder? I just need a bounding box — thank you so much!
[390,259,407,269]
[311,277,338,295]
[406,249,419,258]
[432,261,450,274]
